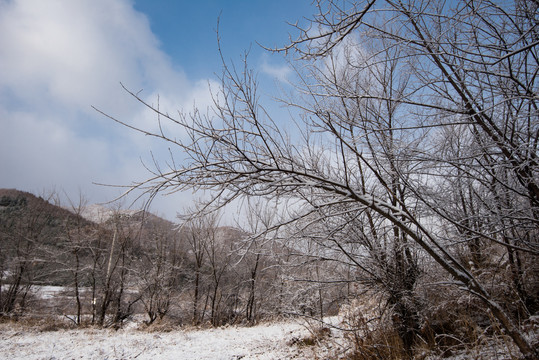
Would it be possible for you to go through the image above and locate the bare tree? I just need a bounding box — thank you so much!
[179,206,220,325]
[238,200,278,324]
[61,193,94,326]
[100,0,538,357]
[0,191,57,316]
[94,209,141,327]
[135,217,182,324]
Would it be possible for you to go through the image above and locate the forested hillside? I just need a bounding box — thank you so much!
[0,189,350,328]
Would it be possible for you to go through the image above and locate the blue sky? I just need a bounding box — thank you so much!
[0,0,315,220]
[133,0,314,79]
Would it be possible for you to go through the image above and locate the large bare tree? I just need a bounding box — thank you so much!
[100,0,538,357]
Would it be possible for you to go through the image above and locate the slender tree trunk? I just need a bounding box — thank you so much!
[73,250,81,325]
[193,269,200,325]
[246,254,260,323]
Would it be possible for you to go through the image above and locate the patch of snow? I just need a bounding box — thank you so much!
[32,285,68,300]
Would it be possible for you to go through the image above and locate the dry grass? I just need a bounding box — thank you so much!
[137,317,181,332]
[342,311,408,360]
[289,325,332,347]
[332,280,535,360]
[0,315,77,332]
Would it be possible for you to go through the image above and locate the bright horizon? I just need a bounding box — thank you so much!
[0,0,315,221]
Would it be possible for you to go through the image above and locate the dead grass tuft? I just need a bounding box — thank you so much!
[138,318,180,332]
[289,326,332,347]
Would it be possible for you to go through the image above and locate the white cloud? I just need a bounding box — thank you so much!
[0,0,213,219]
[260,58,292,84]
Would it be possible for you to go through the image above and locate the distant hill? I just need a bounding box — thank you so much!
[77,203,144,224]
[0,188,177,233]
[0,189,179,286]
[0,188,96,250]
[0,188,90,225]
[76,203,178,234]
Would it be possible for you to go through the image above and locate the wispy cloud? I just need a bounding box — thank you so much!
[260,58,292,84]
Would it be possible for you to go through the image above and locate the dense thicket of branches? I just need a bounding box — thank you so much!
[104,0,538,358]
[1,190,334,328]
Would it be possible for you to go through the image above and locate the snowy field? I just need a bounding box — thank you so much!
[2,315,535,359]
[0,320,317,360]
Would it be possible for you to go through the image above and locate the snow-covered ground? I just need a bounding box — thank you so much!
[2,315,535,359]
[0,320,316,360]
